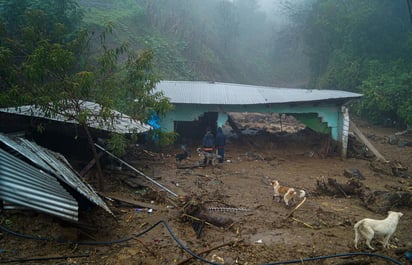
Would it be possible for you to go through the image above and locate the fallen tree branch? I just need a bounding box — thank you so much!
[285,197,307,219]
[291,217,315,229]
[180,213,221,230]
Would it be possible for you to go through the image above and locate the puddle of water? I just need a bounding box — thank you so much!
[249,230,288,245]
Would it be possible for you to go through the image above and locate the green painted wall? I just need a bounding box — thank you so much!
[292,113,330,134]
[159,102,342,140]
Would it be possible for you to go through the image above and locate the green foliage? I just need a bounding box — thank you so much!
[300,0,412,127]
[358,60,412,126]
[107,48,174,124]
[139,34,195,81]
[80,0,142,25]
[0,0,83,107]
[0,46,16,95]
[154,130,178,147]
[399,98,412,125]
[107,133,128,157]
[0,0,173,152]
[317,50,361,91]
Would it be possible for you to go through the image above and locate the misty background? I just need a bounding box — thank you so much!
[79,0,313,87]
[1,0,412,127]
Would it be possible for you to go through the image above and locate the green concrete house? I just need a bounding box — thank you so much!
[155,81,362,157]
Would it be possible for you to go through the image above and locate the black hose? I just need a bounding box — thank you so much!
[260,252,405,265]
[0,223,134,245]
[0,254,90,264]
[0,221,405,265]
[0,220,222,265]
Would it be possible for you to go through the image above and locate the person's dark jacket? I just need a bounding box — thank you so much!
[202,131,214,148]
[216,127,225,147]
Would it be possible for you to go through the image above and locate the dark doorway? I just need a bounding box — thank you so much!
[174,112,218,142]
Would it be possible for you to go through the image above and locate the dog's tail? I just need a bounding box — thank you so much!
[353,220,364,249]
[298,189,306,198]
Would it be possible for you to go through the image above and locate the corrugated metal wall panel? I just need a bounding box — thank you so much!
[0,148,79,221]
[20,138,113,215]
[1,173,73,200]
[0,134,52,171]
[0,133,113,216]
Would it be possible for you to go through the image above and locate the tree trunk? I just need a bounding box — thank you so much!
[83,124,104,191]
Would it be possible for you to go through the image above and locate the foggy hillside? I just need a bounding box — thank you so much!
[78,0,310,87]
[78,0,412,126]
[2,0,411,126]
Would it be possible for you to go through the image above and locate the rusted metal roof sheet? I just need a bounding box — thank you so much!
[0,133,113,221]
[0,100,150,134]
[155,81,362,105]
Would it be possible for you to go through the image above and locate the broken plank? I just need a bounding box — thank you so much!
[350,120,388,162]
[100,193,160,210]
[176,164,202,169]
[79,152,104,177]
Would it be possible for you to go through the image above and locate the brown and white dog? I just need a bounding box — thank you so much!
[270,180,306,206]
[354,211,403,250]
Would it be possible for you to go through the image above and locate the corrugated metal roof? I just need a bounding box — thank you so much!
[0,100,150,134]
[0,133,113,221]
[155,81,362,105]
[0,148,79,221]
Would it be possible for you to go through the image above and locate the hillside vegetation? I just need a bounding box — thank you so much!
[1,0,411,128]
[78,0,309,86]
[78,0,412,127]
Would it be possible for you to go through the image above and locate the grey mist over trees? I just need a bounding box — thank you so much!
[1,0,412,136]
[77,0,311,87]
[77,0,412,127]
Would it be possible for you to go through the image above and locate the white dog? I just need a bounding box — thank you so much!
[354,211,403,250]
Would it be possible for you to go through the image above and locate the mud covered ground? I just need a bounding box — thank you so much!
[1,116,411,265]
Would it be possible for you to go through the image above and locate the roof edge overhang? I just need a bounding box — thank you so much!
[0,100,151,135]
[169,96,363,107]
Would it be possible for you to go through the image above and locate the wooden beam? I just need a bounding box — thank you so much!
[99,193,160,210]
[79,151,104,177]
[350,120,388,162]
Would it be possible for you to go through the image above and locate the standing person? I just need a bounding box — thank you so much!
[215,127,225,163]
[202,127,214,165]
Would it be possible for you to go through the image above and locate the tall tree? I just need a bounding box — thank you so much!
[0,0,173,190]
[0,0,83,102]
[300,0,412,126]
